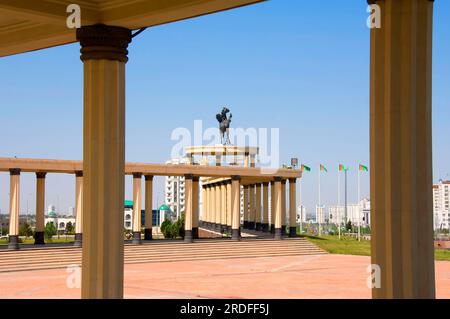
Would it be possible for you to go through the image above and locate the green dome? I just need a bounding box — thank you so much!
[48,211,57,218]
[159,204,171,211]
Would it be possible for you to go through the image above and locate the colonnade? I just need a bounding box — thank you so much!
[201,177,297,240]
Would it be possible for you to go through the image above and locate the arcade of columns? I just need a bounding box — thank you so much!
[2,154,299,249]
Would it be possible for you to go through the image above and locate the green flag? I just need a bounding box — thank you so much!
[359,164,368,172]
[320,164,328,172]
[301,164,311,172]
[339,164,349,172]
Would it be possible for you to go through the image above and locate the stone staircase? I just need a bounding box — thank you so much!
[0,237,326,273]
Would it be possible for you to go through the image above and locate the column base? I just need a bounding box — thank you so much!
[270,224,275,234]
[144,228,152,241]
[243,221,248,229]
[132,231,142,245]
[274,228,282,240]
[231,228,241,241]
[74,233,82,247]
[281,225,287,236]
[215,224,222,233]
[289,227,297,238]
[192,227,199,239]
[184,230,193,243]
[248,221,255,230]
[255,222,261,231]
[8,235,19,250]
[34,231,45,245]
[261,223,269,232]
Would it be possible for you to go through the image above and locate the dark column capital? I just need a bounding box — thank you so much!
[145,175,154,181]
[193,176,200,182]
[274,176,283,182]
[184,174,194,180]
[281,179,287,185]
[231,175,241,181]
[133,173,142,179]
[289,178,297,184]
[36,172,47,179]
[75,171,83,177]
[9,168,21,176]
[76,24,132,63]
[262,182,270,187]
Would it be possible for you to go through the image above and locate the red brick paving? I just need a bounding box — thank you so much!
[0,254,448,299]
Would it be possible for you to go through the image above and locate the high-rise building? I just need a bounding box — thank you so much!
[165,158,190,218]
[433,180,450,230]
[297,205,307,223]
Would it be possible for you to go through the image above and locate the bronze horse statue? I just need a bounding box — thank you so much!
[216,107,232,145]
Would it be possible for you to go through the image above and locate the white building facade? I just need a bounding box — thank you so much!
[433,181,450,230]
[328,198,371,227]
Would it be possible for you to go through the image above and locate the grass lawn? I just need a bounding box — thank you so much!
[302,234,450,261]
[0,237,75,245]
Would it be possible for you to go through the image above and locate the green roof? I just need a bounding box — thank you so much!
[124,200,133,206]
[159,204,171,211]
[48,211,57,217]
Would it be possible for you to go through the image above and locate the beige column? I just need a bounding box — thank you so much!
[132,173,142,245]
[281,179,287,235]
[8,169,20,250]
[221,182,226,233]
[211,185,216,229]
[215,154,222,167]
[226,181,232,233]
[255,183,262,231]
[250,155,256,168]
[289,178,297,238]
[369,0,435,299]
[215,184,221,232]
[192,177,199,239]
[243,186,249,229]
[205,186,210,226]
[274,177,282,240]
[244,153,250,167]
[249,185,255,229]
[34,172,46,245]
[184,175,193,243]
[77,25,131,299]
[262,182,269,232]
[144,175,153,241]
[270,181,275,233]
[74,171,83,247]
[231,176,241,241]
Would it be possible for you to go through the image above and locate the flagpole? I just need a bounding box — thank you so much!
[318,167,321,236]
[358,167,361,241]
[338,168,341,240]
[344,169,348,231]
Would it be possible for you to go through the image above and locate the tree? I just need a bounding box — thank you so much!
[45,222,57,239]
[19,222,33,238]
[346,220,353,232]
[65,221,74,234]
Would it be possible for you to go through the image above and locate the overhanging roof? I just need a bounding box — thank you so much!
[0,0,265,57]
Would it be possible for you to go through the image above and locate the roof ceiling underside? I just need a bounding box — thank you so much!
[0,0,264,57]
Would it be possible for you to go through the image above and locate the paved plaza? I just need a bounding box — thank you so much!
[1,254,449,299]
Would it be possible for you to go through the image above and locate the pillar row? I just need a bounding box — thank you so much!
[8,168,21,250]
[74,171,83,247]
[132,173,142,245]
[144,175,153,241]
[34,172,46,245]
[289,178,297,238]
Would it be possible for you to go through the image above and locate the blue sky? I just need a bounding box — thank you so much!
[0,0,449,216]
